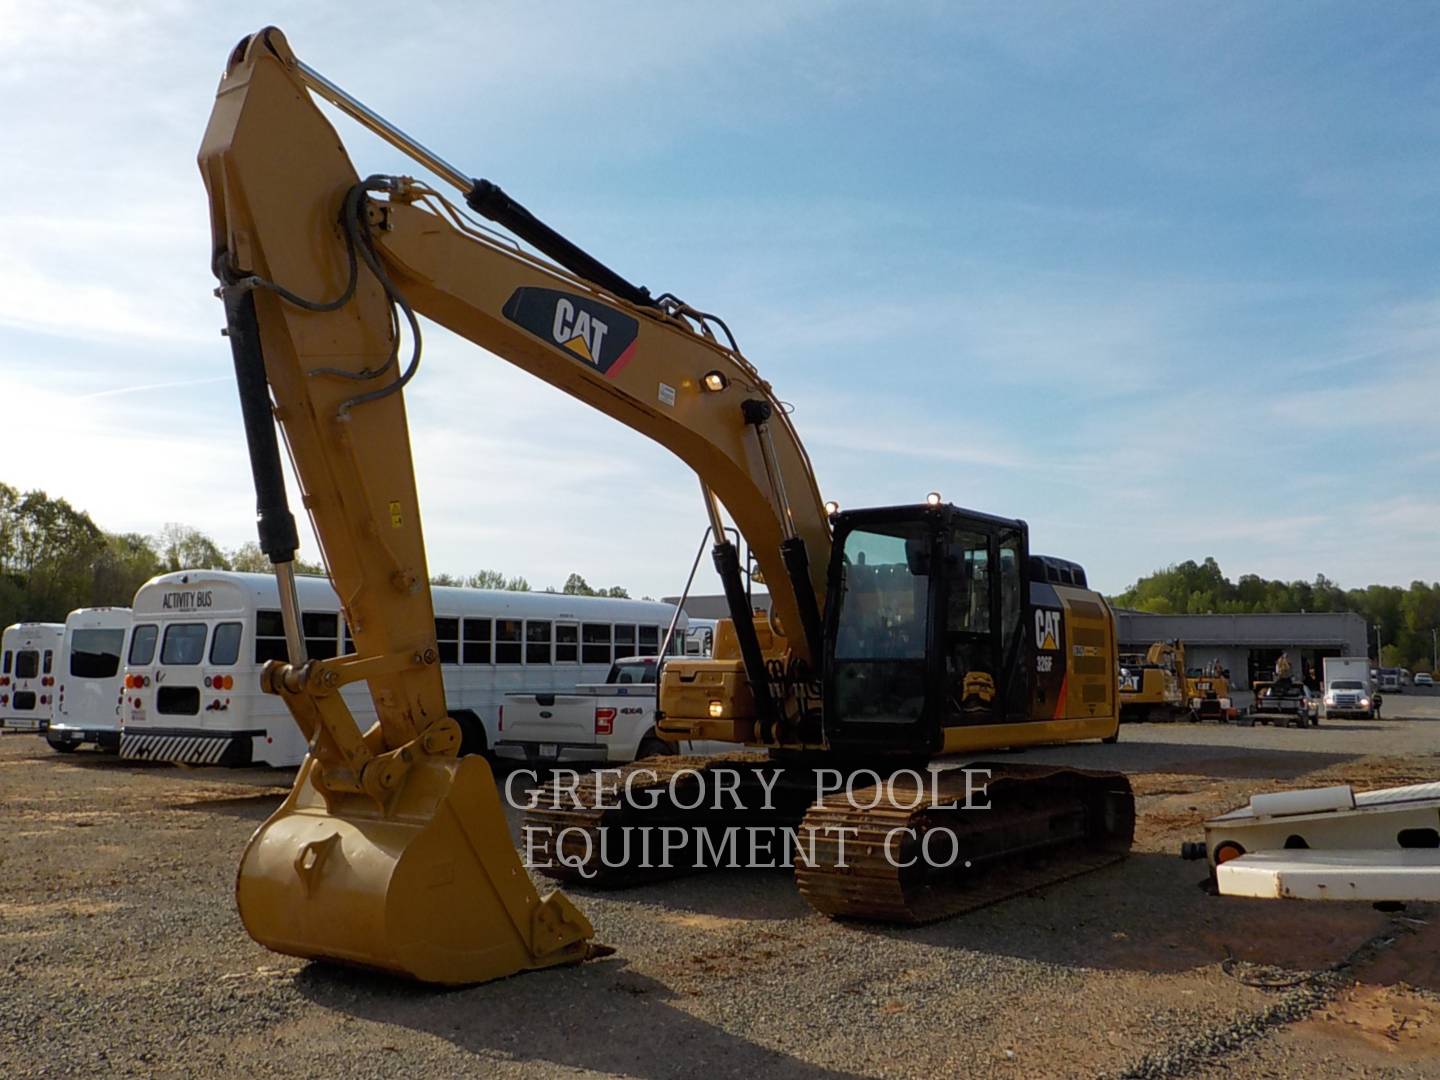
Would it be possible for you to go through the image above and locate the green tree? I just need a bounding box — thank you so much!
[5,490,106,622]
[562,573,594,595]
[155,523,230,572]
[465,569,510,590]
[92,532,163,607]
[230,541,324,576]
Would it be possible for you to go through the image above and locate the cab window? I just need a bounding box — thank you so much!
[609,660,657,685]
[945,530,997,721]
[947,532,990,635]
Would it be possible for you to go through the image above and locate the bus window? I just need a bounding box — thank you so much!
[15,651,39,680]
[615,624,636,659]
[210,622,243,666]
[1,650,8,674]
[495,619,522,664]
[43,650,53,675]
[161,624,207,665]
[555,623,578,663]
[582,623,611,664]
[526,621,551,665]
[302,612,339,661]
[434,618,459,665]
[254,610,287,663]
[129,624,159,666]
[638,625,659,655]
[462,618,491,664]
[70,628,125,679]
[341,623,356,655]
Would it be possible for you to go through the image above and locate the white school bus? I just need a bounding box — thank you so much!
[119,570,684,768]
[48,607,132,752]
[1,622,66,732]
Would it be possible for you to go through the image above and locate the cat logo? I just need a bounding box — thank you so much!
[551,298,607,364]
[1034,609,1061,652]
[501,287,640,377]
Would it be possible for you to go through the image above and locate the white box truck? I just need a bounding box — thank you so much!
[1322,656,1375,720]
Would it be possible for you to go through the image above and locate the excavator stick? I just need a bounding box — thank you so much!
[202,28,598,984]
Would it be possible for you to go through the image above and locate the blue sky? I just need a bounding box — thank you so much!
[1,2,1435,598]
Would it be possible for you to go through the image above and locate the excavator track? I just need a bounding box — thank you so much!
[525,757,1134,926]
[795,763,1135,924]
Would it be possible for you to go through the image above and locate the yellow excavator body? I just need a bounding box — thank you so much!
[202,27,1132,985]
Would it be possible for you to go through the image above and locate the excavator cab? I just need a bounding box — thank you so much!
[823,503,1031,755]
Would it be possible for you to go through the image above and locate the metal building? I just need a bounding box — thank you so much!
[670,598,1370,694]
[1114,611,1370,690]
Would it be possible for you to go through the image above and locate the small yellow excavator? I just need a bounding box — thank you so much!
[201,28,1133,985]
[1117,640,1188,722]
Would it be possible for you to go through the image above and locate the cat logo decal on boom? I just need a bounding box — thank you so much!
[502,288,640,377]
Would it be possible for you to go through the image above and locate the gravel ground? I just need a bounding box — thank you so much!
[3,695,1439,1078]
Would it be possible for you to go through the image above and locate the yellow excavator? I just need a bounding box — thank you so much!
[201,27,1133,986]
[1117,640,1188,722]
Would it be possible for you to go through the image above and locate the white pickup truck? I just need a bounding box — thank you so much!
[493,656,728,767]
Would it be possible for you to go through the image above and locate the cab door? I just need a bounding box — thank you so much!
[941,525,1030,726]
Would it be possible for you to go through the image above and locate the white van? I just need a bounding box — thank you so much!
[1,622,65,732]
[48,608,132,753]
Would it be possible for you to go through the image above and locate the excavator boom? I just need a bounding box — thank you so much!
[201,27,831,983]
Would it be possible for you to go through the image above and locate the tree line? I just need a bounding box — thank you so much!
[1111,557,1440,673]
[0,483,631,629]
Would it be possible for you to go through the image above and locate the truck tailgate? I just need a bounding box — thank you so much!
[503,694,600,745]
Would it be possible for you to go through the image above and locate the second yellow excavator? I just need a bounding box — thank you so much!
[201,27,1134,985]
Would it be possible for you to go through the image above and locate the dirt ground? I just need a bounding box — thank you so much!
[3,695,1440,1078]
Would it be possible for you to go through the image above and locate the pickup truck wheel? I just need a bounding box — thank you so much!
[636,736,675,760]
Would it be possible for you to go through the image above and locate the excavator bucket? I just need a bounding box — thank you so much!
[237,752,597,985]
